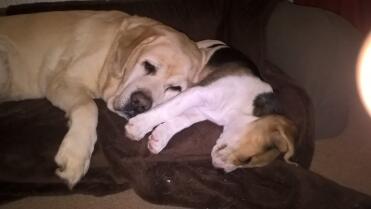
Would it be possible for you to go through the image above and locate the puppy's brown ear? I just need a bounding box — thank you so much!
[247,148,281,167]
[237,116,297,168]
[271,117,298,166]
[104,16,161,78]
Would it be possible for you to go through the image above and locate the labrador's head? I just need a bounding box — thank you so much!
[211,115,297,172]
[102,16,204,118]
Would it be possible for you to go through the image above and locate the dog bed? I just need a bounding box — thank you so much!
[1,0,371,208]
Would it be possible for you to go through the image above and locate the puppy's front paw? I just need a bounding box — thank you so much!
[147,125,172,154]
[211,144,237,173]
[54,136,93,189]
[125,115,154,141]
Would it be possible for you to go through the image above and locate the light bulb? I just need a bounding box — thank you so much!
[357,32,371,117]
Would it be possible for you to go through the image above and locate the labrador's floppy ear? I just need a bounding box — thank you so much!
[104,16,161,78]
[193,40,227,82]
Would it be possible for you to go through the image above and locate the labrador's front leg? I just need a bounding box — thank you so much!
[47,84,98,189]
[125,87,205,141]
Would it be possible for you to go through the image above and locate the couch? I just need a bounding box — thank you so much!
[0,0,369,209]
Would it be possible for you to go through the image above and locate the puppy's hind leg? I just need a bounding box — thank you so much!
[46,82,98,189]
[148,109,206,154]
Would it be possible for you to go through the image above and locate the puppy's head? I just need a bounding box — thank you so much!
[103,16,204,118]
[211,115,297,172]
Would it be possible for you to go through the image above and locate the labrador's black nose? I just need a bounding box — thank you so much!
[130,91,152,112]
[122,91,152,117]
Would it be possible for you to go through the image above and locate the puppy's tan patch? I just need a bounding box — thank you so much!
[230,115,297,167]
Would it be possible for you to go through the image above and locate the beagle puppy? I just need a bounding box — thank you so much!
[125,40,297,172]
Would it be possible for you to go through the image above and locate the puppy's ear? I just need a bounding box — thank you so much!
[247,115,297,167]
[104,16,161,78]
[247,148,281,167]
[270,116,298,166]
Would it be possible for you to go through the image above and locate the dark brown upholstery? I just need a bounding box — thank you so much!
[267,1,363,139]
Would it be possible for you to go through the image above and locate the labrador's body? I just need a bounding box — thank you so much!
[125,40,297,172]
[0,11,204,187]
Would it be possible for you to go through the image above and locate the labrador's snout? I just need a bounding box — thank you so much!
[117,91,153,118]
[130,91,152,113]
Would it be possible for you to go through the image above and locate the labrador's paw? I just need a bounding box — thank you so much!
[54,135,94,189]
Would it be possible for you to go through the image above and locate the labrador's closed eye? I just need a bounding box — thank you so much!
[143,60,157,75]
[166,85,182,92]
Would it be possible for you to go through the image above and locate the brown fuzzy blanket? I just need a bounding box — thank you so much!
[1,0,371,208]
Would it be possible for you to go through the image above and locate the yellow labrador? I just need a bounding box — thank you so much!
[0,11,204,188]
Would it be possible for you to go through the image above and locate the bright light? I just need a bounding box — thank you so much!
[357,32,371,117]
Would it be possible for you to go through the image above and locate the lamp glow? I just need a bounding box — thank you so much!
[357,32,371,117]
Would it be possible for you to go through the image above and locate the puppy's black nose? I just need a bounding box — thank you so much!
[129,91,152,114]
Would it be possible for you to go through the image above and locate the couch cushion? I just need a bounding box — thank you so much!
[267,1,363,139]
